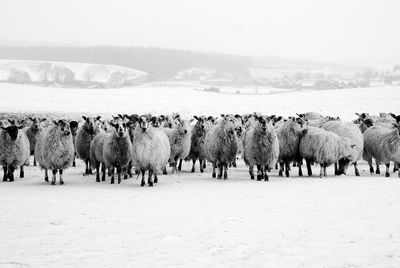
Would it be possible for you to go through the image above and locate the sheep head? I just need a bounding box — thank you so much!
[82,116,101,135]
[53,120,71,136]
[69,121,79,136]
[1,125,24,141]
[110,120,128,138]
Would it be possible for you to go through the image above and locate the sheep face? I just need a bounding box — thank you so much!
[137,116,153,133]
[69,121,79,135]
[53,120,71,136]
[29,117,46,133]
[82,116,101,135]
[2,125,24,141]
[110,121,129,138]
[255,116,269,133]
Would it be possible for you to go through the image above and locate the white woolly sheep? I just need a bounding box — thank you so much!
[204,115,238,179]
[162,118,191,174]
[0,123,30,181]
[363,125,400,177]
[131,115,170,187]
[35,120,75,185]
[275,118,307,177]
[75,116,101,175]
[243,116,279,181]
[90,132,108,182]
[24,117,46,166]
[321,120,364,176]
[298,126,354,178]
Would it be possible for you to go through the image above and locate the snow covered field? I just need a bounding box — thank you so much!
[1,84,400,267]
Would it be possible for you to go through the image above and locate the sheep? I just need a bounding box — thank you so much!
[321,120,364,176]
[363,125,400,177]
[35,120,74,185]
[102,120,132,184]
[162,118,191,174]
[204,114,238,179]
[296,112,323,121]
[0,122,30,181]
[69,120,79,167]
[185,116,213,173]
[75,116,101,175]
[298,126,354,178]
[275,118,307,177]
[90,132,108,182]
[243,115,279,181]
[131,115,170,187]
[24,117,47,166]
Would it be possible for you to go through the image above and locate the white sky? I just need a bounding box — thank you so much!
[1,0,399,66]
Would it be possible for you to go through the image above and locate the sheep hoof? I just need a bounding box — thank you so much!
[51,181,56,185]
[256,175,262,181]
[223,174,228,179]
[264,175,269,181]
[96,177,100,182]
[72,162,75,167]
[154,177,158,183]
[385,173,390,177]
[285,171,289,177]
[217,174,222,179]
[319,175,323,178]
[110,179,115,184]
[140,181,145,187]
[124,175,128,180]
[250,175,254,180]
[355,170,360,176]
[200,169,204,173]
[376,170,380,175]
[212,173,216,178]
[191,168,195,173]
[232,163,237,168]
[44,177,49,182]
[60,181,64,185]
[149,182,154,187]
[118,179,121,184]
[163,170,167,175]
[369,167,374,174]
[278,171,283,177]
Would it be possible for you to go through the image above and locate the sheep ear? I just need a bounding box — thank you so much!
[82,116,87,121]
[193,116,199,121]
[53,120,59,126]
[1,126,6,130]
[151,116,157,124]
[220,114,225,118]
[96,116,102,121]
[40,118,47,122]
[29,117,35,122]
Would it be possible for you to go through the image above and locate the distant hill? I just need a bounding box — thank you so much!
[0,46,252,81]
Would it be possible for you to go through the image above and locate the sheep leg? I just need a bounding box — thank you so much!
[298,161,303,177]
[51,169,57,185]
[264,166,269,181]
[88,161,93,175]
[223,163,228,179]
[376,162,380,174]
[140,169,146,187]
[202,160,206,170]
[117,167,122,184]
[256,165,262,181]
[285,162,290,177]
[3,165,7,181]
[95,162,101,182]
[293,162,297,167]
[199,159,204,173]
[59,169,64,185]
[101,163,106,181]
[278,162,284,177]
[306,159,312,176]
[178,159,183,171]
[249,165,254,180]
[334,163,339,175]
[393,162,399,173]
[20,165,24,178]
[154,172,158,183]
[319,164,324,178]
[44,169,49,182]
[366,157,374,174]
[110,166,115,184]
[123,167,128,180]
[354,162,360,176]
[148,168,154,187]
[385,163,390,177]
[34,156,37,166]
[191,159,196,173]
[217,163,223,179]
[212,163,216,178]
[162,165,167,175]
[323,164,327,177]
[7,166,15,182]
[128,162,133,178]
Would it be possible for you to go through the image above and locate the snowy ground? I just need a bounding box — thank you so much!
[1,84,400,267]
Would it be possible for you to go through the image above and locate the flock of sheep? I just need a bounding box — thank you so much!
[0,111,399,186]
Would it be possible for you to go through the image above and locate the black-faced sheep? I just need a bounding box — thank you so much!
[275,118,307,177]
[131,115,170,187]
[35,120,75,185]
[75,116,101,175]
[243,116,279,181]
[204,115,238,179]
[0,123,30,181]
[298,126,354,178]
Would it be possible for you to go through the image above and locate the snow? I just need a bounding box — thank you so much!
[1,84,400,267]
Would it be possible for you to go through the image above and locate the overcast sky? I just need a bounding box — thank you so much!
[1,0,399,66]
